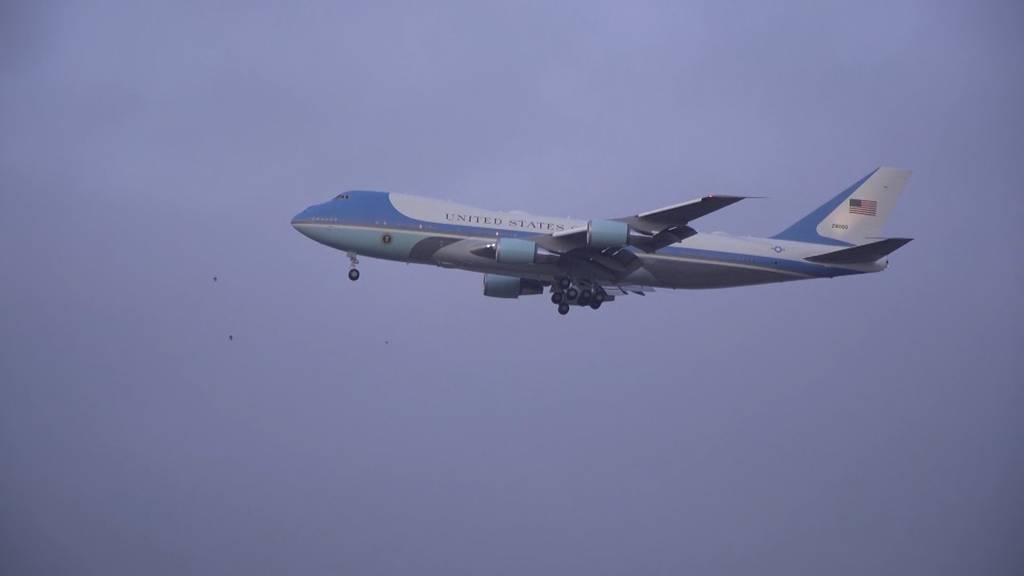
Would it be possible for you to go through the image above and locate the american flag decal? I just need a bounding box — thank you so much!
[849,198,877,216]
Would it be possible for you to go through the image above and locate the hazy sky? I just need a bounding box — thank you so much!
[2,1,1022,574]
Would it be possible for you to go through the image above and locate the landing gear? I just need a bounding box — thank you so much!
[347,251,360,281]
[551,280,610,315]
[577,287,592,307]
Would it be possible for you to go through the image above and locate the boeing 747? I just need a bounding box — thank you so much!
[292,167,912,315]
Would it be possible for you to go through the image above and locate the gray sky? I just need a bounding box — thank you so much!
[2,1,1022,574]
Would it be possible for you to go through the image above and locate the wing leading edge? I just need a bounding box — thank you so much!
[622,195,749,233]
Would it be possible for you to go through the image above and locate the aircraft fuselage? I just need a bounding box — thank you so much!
[291,191,881,292]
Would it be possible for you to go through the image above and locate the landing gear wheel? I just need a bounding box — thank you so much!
[578,295,590,307]
[565,287,579,301]
[551,292,564,304]
[346,252,360,281]
[593,290,606,304]
[558,303,570,315]
[580,288,593,301]
[590,300,602,310]
[558,277,572,290]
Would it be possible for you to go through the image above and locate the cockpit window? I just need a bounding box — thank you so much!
[334,193,351,200]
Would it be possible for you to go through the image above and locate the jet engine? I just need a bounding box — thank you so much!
[483,274,544,298]
[586,219,630,249]
[495,237,537,264]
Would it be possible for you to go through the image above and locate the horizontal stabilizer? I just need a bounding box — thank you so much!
[805,238,913,264]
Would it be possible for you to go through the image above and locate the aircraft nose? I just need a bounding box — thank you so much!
[291,207,314,235]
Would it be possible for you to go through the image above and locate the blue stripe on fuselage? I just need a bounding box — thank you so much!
[655,245,860,277]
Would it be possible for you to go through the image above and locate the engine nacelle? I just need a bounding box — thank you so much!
[483,274,544,299]
[495,237,537,264]
[587,219,630,249]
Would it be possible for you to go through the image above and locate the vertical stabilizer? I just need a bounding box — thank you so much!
[773,167,911,245]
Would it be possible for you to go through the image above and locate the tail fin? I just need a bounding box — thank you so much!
[773,167,911,246]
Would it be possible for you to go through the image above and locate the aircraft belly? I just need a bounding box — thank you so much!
[314,226,560,279]
[639,255,802,289]
[312,225,805,288]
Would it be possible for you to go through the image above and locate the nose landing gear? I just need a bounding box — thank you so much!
[347,251,360,281]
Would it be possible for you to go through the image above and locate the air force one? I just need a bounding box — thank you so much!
[292,167,912,315]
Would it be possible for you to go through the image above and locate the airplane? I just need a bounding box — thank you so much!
[291,167,912,315]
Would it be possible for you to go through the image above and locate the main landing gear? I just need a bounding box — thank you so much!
[551,278,608,316]
[347,251,360,281]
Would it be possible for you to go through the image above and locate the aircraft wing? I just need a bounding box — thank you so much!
[536,195,751,254]
[621,195,750,234]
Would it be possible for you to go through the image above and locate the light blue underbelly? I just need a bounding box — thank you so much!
[315,226,420,261]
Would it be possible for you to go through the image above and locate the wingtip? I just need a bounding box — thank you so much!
[876,166,913,176]
[705,194,764,200]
